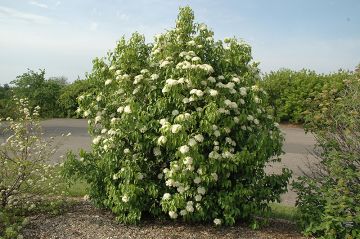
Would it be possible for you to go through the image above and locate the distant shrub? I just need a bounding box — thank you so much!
[10,69,67,118]
[261,69,351,123]
[63,7,291,226]
[59,79,95,118]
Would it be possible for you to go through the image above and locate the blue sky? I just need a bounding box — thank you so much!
[0,0,359,84]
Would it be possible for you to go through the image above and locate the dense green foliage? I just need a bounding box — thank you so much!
[9,70,67,118]
[0,70,95,119]
[59,78,96,118]
[293,75,360,238]
[0,85,14,119]
[63,7,291,226]
[260,69,352,123]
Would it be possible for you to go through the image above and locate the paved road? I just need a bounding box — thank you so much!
[3,119,318,206]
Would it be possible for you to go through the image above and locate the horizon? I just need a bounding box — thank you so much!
[0,0,359,85]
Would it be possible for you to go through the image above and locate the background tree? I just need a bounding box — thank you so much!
[10,69,67,118]
[0,84,15,119]
[59,78,96,118]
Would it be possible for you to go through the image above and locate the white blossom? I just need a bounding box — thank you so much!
[179,145,190,154]
[105,79,112,85]
[157,136,167,145]
[232,77,240,83]
[117,106,124,113]
[177,185,185,193]
[194,134,204,142]
[211,173,218,181]
[122,195,129,203]
[159,118,167,125]
[180,210,187,216]
[182,97,190,104]
[186,204,194,212]
[172,110,179,116]
[165,179,174,187]
[84,110,91,117]
[254,96,261,104]
[195,90,204,97]
[150,74,159,80]
[192,56,201,62]
[194,177,201,184]
[209,89,218,96]
[183,156,193,165]
[124,105,132,114]
[188,138,197,147]
[163,193,171,200]
[171,124,182,133]
[247,115,254,121]
[169,211,178,219]
[136,70,146,76]
[197,186,206,195]
[195,194,202,201]
[134,74,143,84]
[92,136,101,145]
[166,78,178,86]
[95,115,102,123]
[240,87,247,96]
[160,60,170,68]
[214,130,221,137]
[123,148,130,154]
[214,218,222,225]
[187,40,196,46]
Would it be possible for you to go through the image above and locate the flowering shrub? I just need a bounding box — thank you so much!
[64,7,291,225]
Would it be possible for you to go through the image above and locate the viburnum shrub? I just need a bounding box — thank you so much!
[64,7,291,225]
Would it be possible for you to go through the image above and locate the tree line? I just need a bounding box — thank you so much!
[1,65,359,122]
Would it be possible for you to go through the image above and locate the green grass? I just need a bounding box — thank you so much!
[65,180,89,197]
[269,203,299,222]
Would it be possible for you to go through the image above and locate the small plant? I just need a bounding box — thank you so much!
[0,98,64,238]
[64,6,291,226]
[293,77,360,239]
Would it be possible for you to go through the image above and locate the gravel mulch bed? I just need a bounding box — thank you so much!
[22,201,308,239]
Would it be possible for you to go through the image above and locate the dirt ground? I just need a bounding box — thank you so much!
[22,200,308,239]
